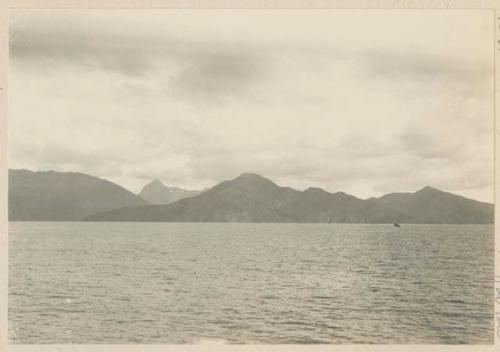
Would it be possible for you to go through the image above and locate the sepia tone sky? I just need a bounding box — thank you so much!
[8,10,494,202]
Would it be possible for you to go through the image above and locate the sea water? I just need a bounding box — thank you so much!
[8,222,493,344]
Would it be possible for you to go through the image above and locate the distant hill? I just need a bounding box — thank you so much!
[138,179,203,204]
[9,169,148,221]
[85,173,494,224]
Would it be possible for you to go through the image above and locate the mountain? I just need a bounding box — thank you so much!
[138,179,203,204]
[368,186,494,224]
[84,173,494,224]
[9,169,148,221]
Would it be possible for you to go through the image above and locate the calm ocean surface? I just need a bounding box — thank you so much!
[8,222,493,344]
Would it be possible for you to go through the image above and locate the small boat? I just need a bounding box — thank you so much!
[393,222,401,227]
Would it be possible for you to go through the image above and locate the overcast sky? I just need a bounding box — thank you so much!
[9,10,494,202]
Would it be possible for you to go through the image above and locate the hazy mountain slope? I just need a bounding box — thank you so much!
[138,179,202,204]
[280,187,368,222]
[84,173,494,223]
[86,173,299,222]
[371,186,494,224]
[9,169,148,221]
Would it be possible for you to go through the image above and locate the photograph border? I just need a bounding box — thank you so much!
[0,1,498,351]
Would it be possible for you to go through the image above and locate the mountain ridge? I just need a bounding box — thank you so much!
[9,169,148,221]
[84,173,494,224]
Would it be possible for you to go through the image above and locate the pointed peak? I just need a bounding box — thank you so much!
[236,172,266,180]
[150,178,164,186]
[417,185,440,193]
[217,173,278,189]
[140,178,166,193]
[232,173,276,185]
[304,186,328,194]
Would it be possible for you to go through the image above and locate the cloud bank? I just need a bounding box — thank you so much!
[8,10,494,201]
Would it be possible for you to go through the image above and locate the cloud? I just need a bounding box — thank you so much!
[364,49,491,82]
[8,10,494,202]
[164,50,268,106]
[10,21,154,76]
